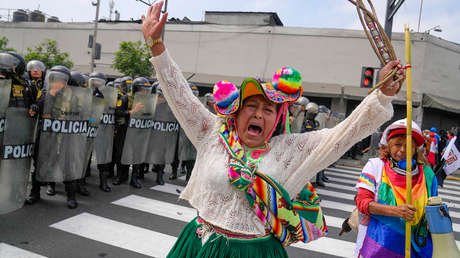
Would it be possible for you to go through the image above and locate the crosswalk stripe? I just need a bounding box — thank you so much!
[329,176,460,200]
[333,165,363,172]
[50,212,176,258]
[0,243,47,258]
[291,237,355,257]
[113,194,356,257]
[326,169,460,194]
[325,180,460,207]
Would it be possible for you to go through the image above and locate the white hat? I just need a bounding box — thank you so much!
[380,118,425,147]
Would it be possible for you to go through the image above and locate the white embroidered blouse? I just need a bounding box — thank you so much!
[150,50,395,235]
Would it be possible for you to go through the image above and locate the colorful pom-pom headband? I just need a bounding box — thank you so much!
[212,67,303,116]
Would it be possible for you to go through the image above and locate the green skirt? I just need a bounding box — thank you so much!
[167,217,288,258]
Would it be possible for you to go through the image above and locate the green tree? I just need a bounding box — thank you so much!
[112,40,154,78]
[0,36,17,52]
[24,39,73,69]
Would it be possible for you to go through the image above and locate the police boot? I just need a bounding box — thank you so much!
[169,164,178,180]
[65,181,78,209]
[113,164,129,185]
[25,173,41,205]
[138,164,145,180]
[77,178,90,196]
[130,165,142,189]
[99,170,111,192]
[46,182,56,196]
[155,165,165,185]
[316,173,325,187]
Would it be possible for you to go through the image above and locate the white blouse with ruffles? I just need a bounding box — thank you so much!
[150,50,395,236]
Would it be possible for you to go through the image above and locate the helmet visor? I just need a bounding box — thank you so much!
[45,71,69,92]
[0,53,17,75]
[26,61,46,72]
[89,77,106,90]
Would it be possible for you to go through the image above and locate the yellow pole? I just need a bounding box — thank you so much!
[404,24,413,258]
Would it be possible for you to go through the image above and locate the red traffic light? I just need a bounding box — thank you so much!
[361,67,375,88]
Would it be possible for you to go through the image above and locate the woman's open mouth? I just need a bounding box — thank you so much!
[248,124,262,136]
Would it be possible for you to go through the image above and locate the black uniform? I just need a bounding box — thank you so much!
[112,93,132,185]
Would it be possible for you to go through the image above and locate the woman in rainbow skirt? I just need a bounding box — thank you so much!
[354,119,438,257]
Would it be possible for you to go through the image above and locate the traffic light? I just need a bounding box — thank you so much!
[360,67,375,88]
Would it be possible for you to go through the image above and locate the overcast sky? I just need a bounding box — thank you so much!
[2,0,459,44]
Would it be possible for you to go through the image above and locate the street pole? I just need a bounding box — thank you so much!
[90,0,100,73]
[384,0,405,41]
[161,0,168,41]
[417,0,424,32]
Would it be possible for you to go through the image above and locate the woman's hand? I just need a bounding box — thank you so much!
[141,1,168,56]
[379,59,406,96]
[395,204,416,221]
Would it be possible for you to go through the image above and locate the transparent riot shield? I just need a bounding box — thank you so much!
[121,92,157,165]
[0,107,36,214]
[94,87,117,164]
[82,96,106,174]
[146,101,180,164]
[0,79,12,160]
[178,127,196,162]
[37,86,92,182]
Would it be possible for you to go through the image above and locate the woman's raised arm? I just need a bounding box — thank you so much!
[142,1,217,147]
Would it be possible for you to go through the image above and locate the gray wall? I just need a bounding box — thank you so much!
[1,21,459,117]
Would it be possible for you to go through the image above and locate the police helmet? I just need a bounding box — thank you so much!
[113,77,122,90]
[189,82,199,97]
[306,102,319,113]
[151,81,159,94]
[132,77,151,94]
[318,105,330,114]
[0,52,26,76]
[120,76,133,94]
[156,84,163,97]
[296,96,309,106]
[26,60,46,72]
[106,81,114,88]
[205,92,215,104]
[89,71,106,90]
[69,71,87,88]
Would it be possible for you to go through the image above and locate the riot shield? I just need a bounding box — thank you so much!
[146,101,180,164]
[83,96,106,173]
[0,107,36,214]
[121,92,157,164]
[94,87,117,164]
[0,79,12,160]
[36,86,92,182]
[178,128,196,161]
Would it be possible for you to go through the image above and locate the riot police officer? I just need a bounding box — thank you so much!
[112,76,140,186]
[26,60,46,99]
[0,52,37,214]
[301,102,320,133]
[170,83,198,182]
[120,77,155,188]
[291,96,309,133]
[204,93,216,114]
[26,65,72,206]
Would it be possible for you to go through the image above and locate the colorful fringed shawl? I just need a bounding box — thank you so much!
[219,117,327,246]
[359,161,437,258]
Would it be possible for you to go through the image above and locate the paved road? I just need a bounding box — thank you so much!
[1,164,459,258]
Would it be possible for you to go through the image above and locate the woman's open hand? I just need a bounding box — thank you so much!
[141,1,168,55]
[379,59,406,96]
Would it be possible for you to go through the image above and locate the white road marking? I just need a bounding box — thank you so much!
[0,243,47,258]
[50,212,176,258]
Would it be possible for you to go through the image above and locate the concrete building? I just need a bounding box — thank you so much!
[1,11,459,130]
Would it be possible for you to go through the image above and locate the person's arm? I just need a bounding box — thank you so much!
[142,1,216,147]
[281,61,405,192]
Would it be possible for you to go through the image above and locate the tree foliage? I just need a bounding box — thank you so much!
[24,39,73,69]
[112,40,154,78]
[0,36,17,52]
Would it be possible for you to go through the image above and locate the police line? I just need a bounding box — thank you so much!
[129,118,179,132]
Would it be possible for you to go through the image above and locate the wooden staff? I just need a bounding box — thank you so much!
[404,24,413,258]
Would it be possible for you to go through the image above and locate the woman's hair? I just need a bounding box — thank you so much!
[378,136,424,164]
